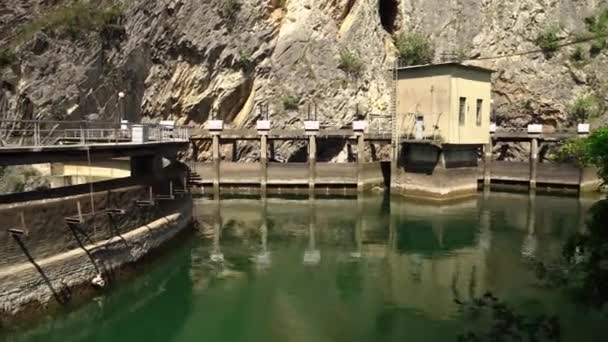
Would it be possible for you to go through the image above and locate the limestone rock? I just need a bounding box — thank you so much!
[0,0,607,162]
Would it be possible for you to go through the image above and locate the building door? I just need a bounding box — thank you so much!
[414,115,425,140]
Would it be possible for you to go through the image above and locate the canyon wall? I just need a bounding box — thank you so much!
[1,0,607,161]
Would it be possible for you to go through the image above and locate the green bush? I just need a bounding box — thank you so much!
[0,166,47,194]
[394,32,434,66]
[0,48,16,68]
[535,26,561,56]
[579,9,608,56]
[218,0,241,20]
[15,1,122,41]
[570,45,587,64]
[282,95,300,110]
[238,50,255,73]
[338,49,363,77]
[568,93,601,123]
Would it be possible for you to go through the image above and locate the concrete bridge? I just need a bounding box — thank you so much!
[0,120,190,176]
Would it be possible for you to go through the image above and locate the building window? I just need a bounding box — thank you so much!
[459,97,466,126]
[476,99,483,126]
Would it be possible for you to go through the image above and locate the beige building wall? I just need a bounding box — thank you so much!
[449,68,492,145]
[396,68,451,140]
[396,64,492,145]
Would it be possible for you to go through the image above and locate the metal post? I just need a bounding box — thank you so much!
[308,135,316,192]
[529,138,538,192]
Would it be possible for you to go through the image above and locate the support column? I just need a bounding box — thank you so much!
[483,140,492,188]
[257,119,271,196]
[357,133,365,193]
[529,138,538,192]
[212,134,220,194]
[308,134,317,192]
[353,120,368,193]
[208,119,224,196]
[260,134,268,194]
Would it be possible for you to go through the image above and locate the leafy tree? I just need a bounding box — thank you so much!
[0,49,16,68]
[338,49,363,77]
[394,32,434,66]
[567,93,601,124]
[282,95,300,110]
[238,50,255,73]
[584,9,608,55]
[535,26,561,57]
[218,0,241,21]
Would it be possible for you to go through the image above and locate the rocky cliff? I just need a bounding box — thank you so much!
[1,0,607,161]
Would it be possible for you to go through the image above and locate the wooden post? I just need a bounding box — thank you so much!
[260,134,268,195]
[529,138,538,191]
[357,133,365,192]
[483,140,492,188]
[308,135,316,192]
[212,134,220,194]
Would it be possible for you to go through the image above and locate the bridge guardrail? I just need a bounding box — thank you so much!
[0,120,191,148]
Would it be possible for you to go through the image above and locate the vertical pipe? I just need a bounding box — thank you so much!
[260,134,268,195]
[212,134,220,195]
[308,135,316,192]
[529,138,538,192]
[357,134,365,192]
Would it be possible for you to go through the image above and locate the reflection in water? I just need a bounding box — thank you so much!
[253,196,271,269]
[210,197,224,263]
[3,193,607,342]
[303,196,320,266]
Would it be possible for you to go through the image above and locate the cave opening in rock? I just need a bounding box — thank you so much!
[378,0,399,33]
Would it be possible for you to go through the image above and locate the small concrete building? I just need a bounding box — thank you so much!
[392,63,494,200]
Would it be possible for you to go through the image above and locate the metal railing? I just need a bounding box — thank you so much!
[0,120,191,148]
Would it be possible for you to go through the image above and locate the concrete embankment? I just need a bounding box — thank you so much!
[0,169,193,324]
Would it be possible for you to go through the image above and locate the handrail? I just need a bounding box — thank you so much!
[0,120,191,148]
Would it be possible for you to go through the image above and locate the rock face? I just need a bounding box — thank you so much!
[1,0,607,161]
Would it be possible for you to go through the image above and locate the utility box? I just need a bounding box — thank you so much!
[207,120,224,132]
[304,121,320,135]
[131,125,149,143]
[257,120,271,133]
[527,124,543,134]
[352,120,368,133]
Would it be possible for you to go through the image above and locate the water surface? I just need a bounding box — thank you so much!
[3,192,607,341]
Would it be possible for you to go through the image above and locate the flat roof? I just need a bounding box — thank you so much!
[395,62,495,74]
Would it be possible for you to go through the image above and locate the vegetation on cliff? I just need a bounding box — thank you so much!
[394,32,434,66]
[568,93,602,124]
[12,0,123,44]
[338,49,363,78]
[0,49,16,68]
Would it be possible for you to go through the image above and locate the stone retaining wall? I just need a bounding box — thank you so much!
[0,195,192,322]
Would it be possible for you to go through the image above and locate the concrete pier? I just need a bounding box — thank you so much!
[308,135,317,191]
[391,143,480,200]
[357,133,365,192]
[260,134,268,193]
[529,138,538,191]
[483,141,492,188]
[212,134,220,194]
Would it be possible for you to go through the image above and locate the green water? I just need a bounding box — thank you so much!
[3,192,608,341]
